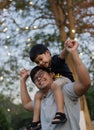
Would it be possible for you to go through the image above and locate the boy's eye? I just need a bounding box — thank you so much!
[38,59,43,63]
[39,58,42,61]
[35,58,43,65]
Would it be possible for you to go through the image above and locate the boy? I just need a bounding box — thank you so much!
[28,40,74,130]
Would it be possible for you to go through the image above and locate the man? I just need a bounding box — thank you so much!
[20,40,91,130]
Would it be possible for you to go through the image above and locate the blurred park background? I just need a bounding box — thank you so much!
[0,0,94,130]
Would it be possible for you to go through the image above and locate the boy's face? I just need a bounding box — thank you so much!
[34,51,51,68]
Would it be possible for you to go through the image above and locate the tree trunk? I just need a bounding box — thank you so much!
[48,0,67,42]
[80,95,93,130]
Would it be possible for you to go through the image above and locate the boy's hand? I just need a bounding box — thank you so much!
[20,68,30,82]
[65,40,79,53]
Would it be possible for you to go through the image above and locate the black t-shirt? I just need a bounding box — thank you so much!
[50,55,74,82]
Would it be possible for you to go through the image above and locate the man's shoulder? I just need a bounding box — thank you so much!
[63,83,78,99]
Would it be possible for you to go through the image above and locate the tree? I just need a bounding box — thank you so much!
[0,0,94,129]
[0,93,32,130]
[0,0,94,88]
[86,85,94,120]
[0,108,10,130]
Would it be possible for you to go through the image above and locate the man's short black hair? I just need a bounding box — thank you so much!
[29,44,49,62]
[30,66,51,83]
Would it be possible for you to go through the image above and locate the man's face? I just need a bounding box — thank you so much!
[33,69,53,90]
[34,51,51,68]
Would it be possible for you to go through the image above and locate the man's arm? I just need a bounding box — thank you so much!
[20,69,33,111]
[65,40,91,96]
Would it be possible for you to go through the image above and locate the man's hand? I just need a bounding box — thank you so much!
[20,68,30,82]
[20,68,33,111]
[65,40,79,53]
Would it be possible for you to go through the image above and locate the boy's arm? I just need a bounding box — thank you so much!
[59,48,68,59]
[20,69,33,111]
[65,40,91,96]
[59,40,74,59]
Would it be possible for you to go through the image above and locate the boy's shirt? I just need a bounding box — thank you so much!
[50,55,74,82]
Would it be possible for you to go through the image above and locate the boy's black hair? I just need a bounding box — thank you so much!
[30,66,51,83]
[29,44,49,62]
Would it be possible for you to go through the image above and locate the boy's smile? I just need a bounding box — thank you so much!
[35,51,51,68]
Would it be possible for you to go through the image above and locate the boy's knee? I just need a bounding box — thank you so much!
[51,82,60,91]
[35,91,42,100]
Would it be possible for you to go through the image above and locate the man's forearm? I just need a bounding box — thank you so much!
[71,50,91,87]
[20,80,33,111]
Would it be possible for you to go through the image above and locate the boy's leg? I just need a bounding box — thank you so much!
[33,91,42,122]
[51,81,64,113]
[54,76,71,87]
[27,91,42,130]
[52,76,71,113]
[51,76,71,124]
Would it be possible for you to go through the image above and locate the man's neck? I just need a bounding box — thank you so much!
[41,87,50,96]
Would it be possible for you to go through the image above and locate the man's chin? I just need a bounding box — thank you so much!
[40,85,46,89]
